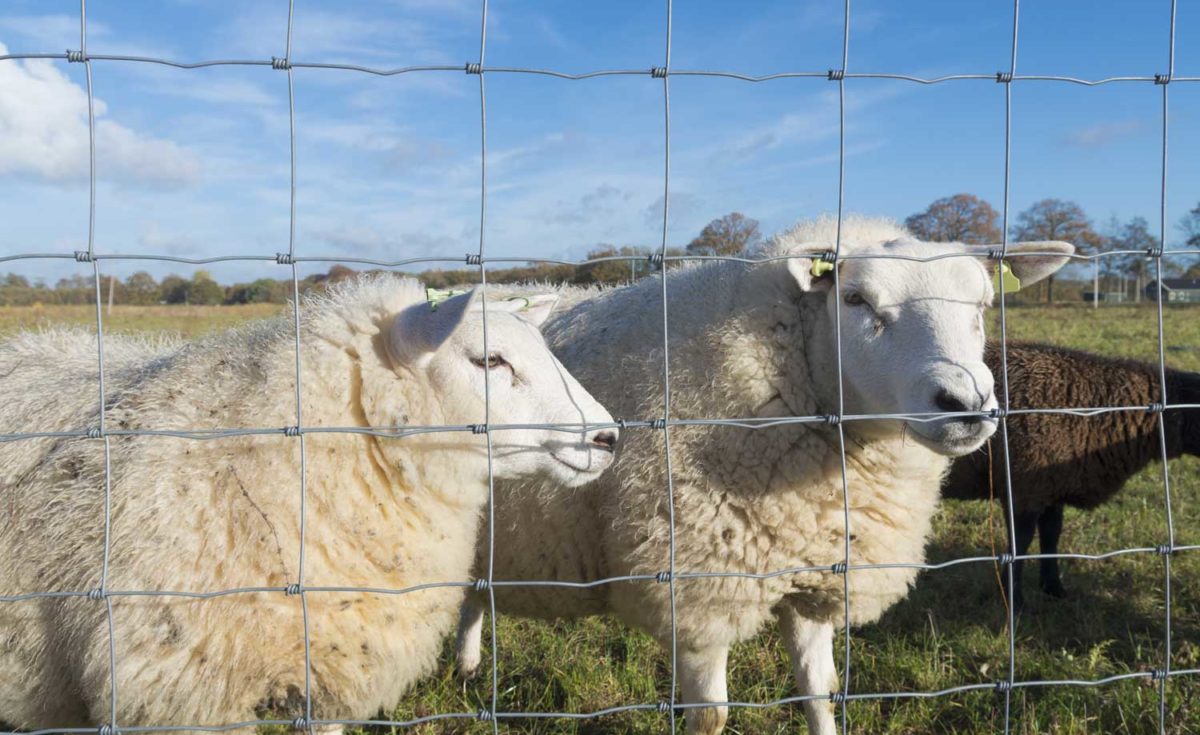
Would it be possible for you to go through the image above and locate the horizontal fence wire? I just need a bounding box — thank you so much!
[0,0,1195,732]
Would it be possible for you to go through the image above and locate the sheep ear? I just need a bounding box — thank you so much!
[388,289,477,367]
[786,251,835,293]
[489,294,559,328]
[1002,241,1076,286]
[969,241,1075,290]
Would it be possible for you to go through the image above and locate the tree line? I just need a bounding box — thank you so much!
[3,198,1197,307]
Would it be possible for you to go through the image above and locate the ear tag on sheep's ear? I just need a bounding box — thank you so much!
[994,261,1021,294]
[505,296,532,310]
[809,259,835,279]
[426,287,470,311]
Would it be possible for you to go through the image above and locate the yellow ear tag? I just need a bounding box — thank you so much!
[426,287,470,311]
[994,261,1021,294]
[809,259,835,278]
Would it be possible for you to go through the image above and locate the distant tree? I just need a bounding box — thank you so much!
[4,274,30,289]
[160,274,189,304]
[1181,202,1200,249]
[1011,199,1101,304]
[227,278,289,304]
[123,271,159,305]
[188,270,224,306]
[686,212,762,257]
[576,245,650,285]
[905,193,1001,244]
[1187,263,1200,279]
[1113,217,1156,302]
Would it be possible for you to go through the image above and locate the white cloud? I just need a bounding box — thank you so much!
[1062,120,1144,148]
[0,43,200,187]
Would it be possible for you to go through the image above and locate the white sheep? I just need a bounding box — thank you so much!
[457,216,1073,735]
[0,276,617,731]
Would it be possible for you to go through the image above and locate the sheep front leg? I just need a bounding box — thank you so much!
[677,645,729,735]
[777,606,837,735]
[455,592,486,678]
[1037,503,1067,598]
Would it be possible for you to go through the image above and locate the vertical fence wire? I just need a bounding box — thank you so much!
[1153,2,1179,731]
[996,1,1022,733]
[473,0,502,731]
[655,1,680,730]
[832,1,854,733]
[74,0,122,728]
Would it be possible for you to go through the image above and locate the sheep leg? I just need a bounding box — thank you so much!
[777,606,837,735]
[455,592,486,678]
[1037,503,1067,598]
[677,645,730,735]
[1005,509,1039,613]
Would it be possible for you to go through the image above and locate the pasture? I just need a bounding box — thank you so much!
[3,301,1198,734]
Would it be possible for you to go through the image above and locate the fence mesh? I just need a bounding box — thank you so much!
[2,0,1199,733]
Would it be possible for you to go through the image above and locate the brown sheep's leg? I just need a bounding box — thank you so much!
[1037,503,1067,598]
[1006,510,1040,613]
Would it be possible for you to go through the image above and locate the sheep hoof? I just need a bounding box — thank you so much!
[1042,581,1068,599]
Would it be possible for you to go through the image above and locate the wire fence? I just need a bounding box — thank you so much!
[1,0,1198,733]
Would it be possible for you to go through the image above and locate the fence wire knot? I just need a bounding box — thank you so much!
[829,691,847,705]
[1155,73,1171,85]
[86,427,103,439]
[66,49,87,63]
[74,250,94,263]
[830,561,848,575]
[271,56,292,71]
[995,71,1013,83]
[616,418,628,432]
[998,553,1015,566]
[1147,402,1165,414]
[285,583,302,596]
[290,717,309,731]
[656,701,672,714]
[650,67,668,79]
[819,250,837,263]
[465,253,483,266]
[275,252,295,265]
[995,679,1013,693]
[470,423,488,435]
[1146,245,1165,258]
[96,724,117,735]
[1151,668,1169,681]
[1156,544,1174,556]
[989,407,1008,419]
[647,252,664,268]
[86,588,106,601]
[473,578,490,592]
[824,414,842,426]
[465,62,483,75]
[283,425,301,437]
[655,570,672,583]
[827,69,845,81]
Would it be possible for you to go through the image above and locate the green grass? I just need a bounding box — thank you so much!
[4,302,1198,733]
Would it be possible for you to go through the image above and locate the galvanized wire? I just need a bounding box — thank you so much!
[0,1,1195,733]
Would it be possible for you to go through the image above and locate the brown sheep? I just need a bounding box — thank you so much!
[941,341,1200,610]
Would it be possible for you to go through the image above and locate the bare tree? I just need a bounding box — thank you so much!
[1180,202,1200,249]
[904,193,1001,244]
[1011,199,1101,304]
[686,212,762,256]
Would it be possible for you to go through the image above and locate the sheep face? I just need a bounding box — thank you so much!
[790,238,1073,457]
[386,290,618,488]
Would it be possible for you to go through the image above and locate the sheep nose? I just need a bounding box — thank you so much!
[592,431,618,452]
[935,389,981,422]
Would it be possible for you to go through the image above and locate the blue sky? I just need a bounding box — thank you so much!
[0,0,1197,283]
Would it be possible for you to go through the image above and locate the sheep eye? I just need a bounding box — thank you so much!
[471,354,509,370]
[843,292,865,306]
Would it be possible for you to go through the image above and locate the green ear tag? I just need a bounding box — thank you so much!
[994,261,1021,294]
[809,260,835,278]
[426,287,469,311]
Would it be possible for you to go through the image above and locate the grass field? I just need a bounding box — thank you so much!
[3,302,1199,733]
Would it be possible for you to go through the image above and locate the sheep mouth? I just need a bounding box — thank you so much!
[551,449,614,475]
[906,419,996,457]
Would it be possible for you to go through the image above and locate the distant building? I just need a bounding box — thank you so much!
[1144,278,1200,303]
